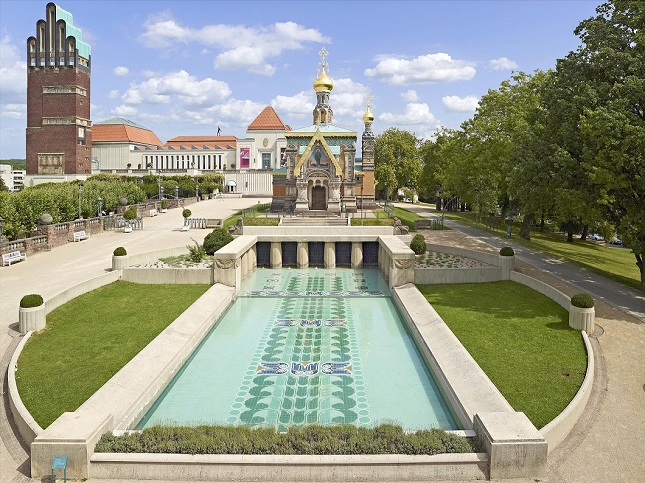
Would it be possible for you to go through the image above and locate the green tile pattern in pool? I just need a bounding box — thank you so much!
[135,268,459,431]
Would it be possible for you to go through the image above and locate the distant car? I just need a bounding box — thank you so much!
[589,234,604,241]
[610,236,623,245]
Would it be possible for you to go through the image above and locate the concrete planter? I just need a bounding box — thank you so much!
[19,304,46,334]
[112,255,129,271]
[569,305,595,333]
[498,255,515,280]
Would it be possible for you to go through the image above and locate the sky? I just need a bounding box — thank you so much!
[0,0,600,159]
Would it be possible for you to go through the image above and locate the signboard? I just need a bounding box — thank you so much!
[239,147,250,169]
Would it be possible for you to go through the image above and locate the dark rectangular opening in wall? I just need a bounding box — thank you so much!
[256,242,270,267]
[282,242,297,267]
[363,241,379,267]
[335,242,351,267]
[308,242,324,266]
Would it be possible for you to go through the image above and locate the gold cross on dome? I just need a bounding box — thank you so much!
[318,47,329,72]
[365,93,372,108]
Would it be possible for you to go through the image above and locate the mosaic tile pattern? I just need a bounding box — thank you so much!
[227,271,370,431]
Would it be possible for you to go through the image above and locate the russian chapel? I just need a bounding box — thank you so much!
[272,49,375,214]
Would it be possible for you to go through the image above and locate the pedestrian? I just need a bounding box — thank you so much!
[507,225,512,239]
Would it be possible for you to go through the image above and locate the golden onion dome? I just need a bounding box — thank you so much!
[313,68,334,92]
[363,105,374,123]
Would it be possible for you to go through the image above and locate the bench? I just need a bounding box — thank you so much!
[2,250,27,266]
[73,231,90,242]
[414,219,433,230]
[205,218,222,228]
[149,209,158,217]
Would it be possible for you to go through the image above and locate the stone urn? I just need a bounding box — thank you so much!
[38,213,53,225]
[112,254,129,270]
[19,299,46,334]
[569,305,595,333]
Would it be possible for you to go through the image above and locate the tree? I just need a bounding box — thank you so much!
[374,128,421,196]
[0,177,9,192]
[551,0,645,285]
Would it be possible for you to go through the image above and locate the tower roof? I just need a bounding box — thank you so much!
[247,107,291,131]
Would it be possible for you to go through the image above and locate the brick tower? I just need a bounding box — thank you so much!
[26,2,92,175]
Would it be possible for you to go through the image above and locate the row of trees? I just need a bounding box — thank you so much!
[0,173,224,240]
[374,1,644,287]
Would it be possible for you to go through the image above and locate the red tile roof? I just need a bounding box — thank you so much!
[247,106,291,131]
[165,136,237,149]
[92,124,163,146]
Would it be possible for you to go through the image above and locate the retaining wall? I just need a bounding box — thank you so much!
[510,271,570,309]
[122,268,213,285]
[415,267,501,284]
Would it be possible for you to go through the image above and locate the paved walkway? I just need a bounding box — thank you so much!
[1,200,644,482]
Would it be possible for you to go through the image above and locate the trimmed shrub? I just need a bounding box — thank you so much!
[499,246,514,256]
[113,247,127,256]
[410,234,426,255]
[160,199,168,209]
[571,292,594,308]
[203,228,233,255]
[20,294,43,308]
[182,208,192,219]
[123,206,138,221]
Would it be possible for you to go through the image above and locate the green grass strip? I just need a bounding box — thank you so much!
[16,281,210,428]
[96,423,475,455]
[417,281,587,429]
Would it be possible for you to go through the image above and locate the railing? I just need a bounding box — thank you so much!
[185,218,206,229]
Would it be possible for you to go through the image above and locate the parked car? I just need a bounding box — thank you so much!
[589,233,605,241]
[610,236,623,245]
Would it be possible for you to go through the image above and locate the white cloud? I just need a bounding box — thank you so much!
[139,15,329,76]
[330,78,370,119]
[1,103,26,119]
[0,35,26,105]
[108,89,120,99]
[113,66,129,76]
[379,103,439,126]
[365,53,476,85]
[142,70,160,78]
[401,90,418,102]
[121,70,231,107]
[489,57,518,70]
[206,98,266,126]
[113,105,138,116]
[271,91,313,118]
[441,95,480,112]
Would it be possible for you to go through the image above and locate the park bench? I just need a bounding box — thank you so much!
[2,250,27,266]
[149,209,158,217]
[414,219,433,230]
[205,218,222,228]
[72,231,90,242]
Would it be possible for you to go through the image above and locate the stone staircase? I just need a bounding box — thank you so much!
[281,216,349,227]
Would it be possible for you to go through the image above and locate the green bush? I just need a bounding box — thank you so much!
[113,247,127,256]
[186,239,206,262]
[123,206,138,221]
[499,246,515,256]
[95,424,474,455]
[160,199,168,209]
[571,292,594,308]
[20,294,44,308]
[410,234,426,255]
[203,227,233,255]
[182,208,192,219]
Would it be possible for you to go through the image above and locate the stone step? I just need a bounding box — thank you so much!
[281,217,348,226]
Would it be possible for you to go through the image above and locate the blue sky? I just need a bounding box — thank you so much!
[0,0,599,159]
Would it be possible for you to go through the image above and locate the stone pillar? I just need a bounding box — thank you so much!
[214,257,240,290]
[241,251,249,278]
[389,257,414,288]
[297,242,309,268]
[270,242,282,268]
[324,242,336,268]
[249,244,257,271]
[295,180,308,213]
[19,305,46,334]
[474,412,547,480]
[569,305,595,333]
[499,255,514,280]
[351,242,363,268]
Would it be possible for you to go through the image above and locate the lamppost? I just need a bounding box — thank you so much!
[195,184,199,201]
[97,197,103,217]
[157,174,163,200]
[78,182,83,219]
[175,186,179,200]
[160,186,164,200]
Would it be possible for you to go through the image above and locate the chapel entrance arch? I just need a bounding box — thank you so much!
[311,185,327,210]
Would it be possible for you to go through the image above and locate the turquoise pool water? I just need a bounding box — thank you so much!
[135,268,459,431]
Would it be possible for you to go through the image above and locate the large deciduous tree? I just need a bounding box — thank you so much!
[374,128,421,197]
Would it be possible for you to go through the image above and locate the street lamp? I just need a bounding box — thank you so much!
[97,197,103,217]
[78,182,84,219]
[175,186,179,200]
[160,186,164,199]
[195,184,199,200]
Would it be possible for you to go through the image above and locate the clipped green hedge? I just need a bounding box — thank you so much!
[571,292,594,308]
[203,227,233,255]
[410,234,427,255]
[499,246,515,256]
[113,246,127,256]
[182,208,192,219]
[20,294,43,308]
[95,424,474,455]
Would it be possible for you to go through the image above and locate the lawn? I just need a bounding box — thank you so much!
[16,281,210,429]
[426,208,641,292]
[223,203,278,229]
[350,206,425,230]
[418,281,587,429]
